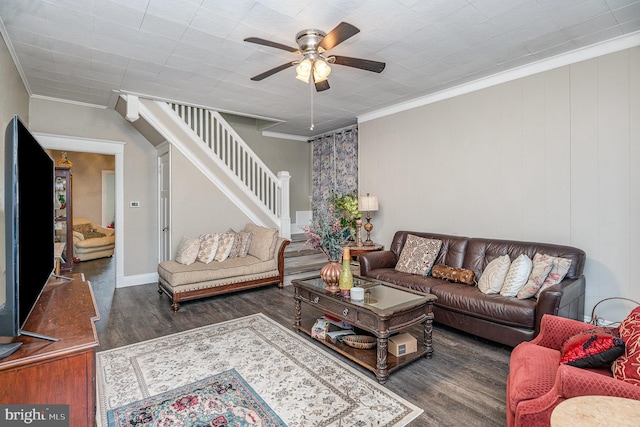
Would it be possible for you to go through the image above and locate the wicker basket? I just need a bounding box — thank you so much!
[341,335,377,350]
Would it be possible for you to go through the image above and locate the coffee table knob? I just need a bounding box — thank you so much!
[312,296,319,304]
[343,308,349,316]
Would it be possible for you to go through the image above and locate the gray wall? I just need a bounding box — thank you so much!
[359,47,640,322]
[169,147,252,255]
[0,33,29,306]
[29,98,159,277]
[221,113,312,216]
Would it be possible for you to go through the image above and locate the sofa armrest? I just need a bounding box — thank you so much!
[531,314,598,349]
[557,364,640,400]
[535,275,586,336]
[359,250,397,275]
[275,237,290,286]
[73,231,85,242]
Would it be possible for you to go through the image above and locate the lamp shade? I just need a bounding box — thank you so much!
[313,58,331,82]
[295,58,312,83]
[358,195,379,212]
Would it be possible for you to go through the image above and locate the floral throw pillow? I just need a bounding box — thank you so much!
[197,233,219,264]
[394,235,442,277]
[214,233,236,262]
[517,253,554,299]
[226,228,243,258]
[535,256,572,298]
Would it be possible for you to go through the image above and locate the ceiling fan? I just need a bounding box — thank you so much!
[244,22,385,92]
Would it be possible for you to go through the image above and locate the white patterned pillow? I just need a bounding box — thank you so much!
[478,254,511,295]
[394,235,442,277]
[226,228,243,258]
[500,254,532,297]
[214,233,236,262]
[225,230,252,258]
[238,231,252,257]
[535,256,572,298]
[517,253,554,299]
[197,233,219,264]
[174,236,200,265]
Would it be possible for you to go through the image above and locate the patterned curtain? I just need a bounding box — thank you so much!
[310,125,358,216]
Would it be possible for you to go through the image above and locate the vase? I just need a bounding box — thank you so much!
[339,248,354,297]
[320,261,342,292]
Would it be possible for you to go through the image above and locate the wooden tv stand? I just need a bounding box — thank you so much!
[0,274,100,426]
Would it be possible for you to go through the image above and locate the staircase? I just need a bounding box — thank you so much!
[283,233,327,285]
[119,94,291,237]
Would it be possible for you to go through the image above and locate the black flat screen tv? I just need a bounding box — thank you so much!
[0,115,55,358]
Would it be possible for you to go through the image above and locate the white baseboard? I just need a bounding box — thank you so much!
[119,272,158,288]
[293,210,312,234]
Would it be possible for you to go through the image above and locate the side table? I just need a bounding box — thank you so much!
[346,243,384,275]
[348,243,384,258]
[551,395,640,426]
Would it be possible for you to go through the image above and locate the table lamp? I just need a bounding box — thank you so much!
[358,193,379,246]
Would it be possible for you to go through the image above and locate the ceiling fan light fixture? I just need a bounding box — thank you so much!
[295,58,313,83]
[313,58,331,82]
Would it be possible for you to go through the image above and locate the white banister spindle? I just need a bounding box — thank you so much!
[163,101,290,237]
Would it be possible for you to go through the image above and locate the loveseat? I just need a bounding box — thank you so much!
[158,223,290,311]
[359,231,586,347]
[507,312,640,427]
[72,217,116,261]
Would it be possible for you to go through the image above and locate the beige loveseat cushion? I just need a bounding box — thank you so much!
[243,223,278,261]
[158,254,278,288]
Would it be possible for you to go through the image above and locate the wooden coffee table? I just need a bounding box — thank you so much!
[293,275,437,383]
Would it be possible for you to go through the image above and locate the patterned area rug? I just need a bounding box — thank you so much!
[97,313,423,427]
[107,369,285,427]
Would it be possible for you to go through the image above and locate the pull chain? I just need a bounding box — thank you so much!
[310,78,314,131]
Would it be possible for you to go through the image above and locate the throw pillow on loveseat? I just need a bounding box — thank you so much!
[158,223,289,311]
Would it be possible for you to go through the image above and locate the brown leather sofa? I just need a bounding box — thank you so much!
[359,231,586,347]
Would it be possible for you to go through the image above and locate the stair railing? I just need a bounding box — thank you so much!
[164,102,290,233]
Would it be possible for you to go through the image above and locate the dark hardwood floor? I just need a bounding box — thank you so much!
[75,256,512,427]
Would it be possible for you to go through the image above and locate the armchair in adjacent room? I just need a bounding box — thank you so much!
[506,312,640,427]
[72,217,115,261]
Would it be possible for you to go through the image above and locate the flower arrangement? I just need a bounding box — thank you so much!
[302,204,348,261]
[329,190,361,228]
[329,190,361,241]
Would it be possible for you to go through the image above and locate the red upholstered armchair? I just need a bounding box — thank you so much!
[506,314,640,427]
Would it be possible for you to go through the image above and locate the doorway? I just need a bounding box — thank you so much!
[35,133,125,287]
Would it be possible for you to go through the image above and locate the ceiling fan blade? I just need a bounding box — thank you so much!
[244,37,299,53]
[331,55,386,73]
[315,80,330,92]
[250,62,295,81]
[318,22,360,52]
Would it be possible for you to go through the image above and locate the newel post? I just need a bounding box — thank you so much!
[278,171,291,239]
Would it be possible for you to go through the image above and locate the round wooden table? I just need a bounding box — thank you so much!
[346,243,384,258]
[344,243,384,275]
[551,396,640,427]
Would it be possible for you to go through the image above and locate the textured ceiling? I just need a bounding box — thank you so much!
[1,0,639,137]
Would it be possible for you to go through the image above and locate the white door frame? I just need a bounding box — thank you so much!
[157,142,171,262]
[35,132,125,287]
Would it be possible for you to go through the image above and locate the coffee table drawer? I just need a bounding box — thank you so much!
[300,289,376,328]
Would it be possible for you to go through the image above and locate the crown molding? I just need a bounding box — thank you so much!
[0,17,31,97]
[31,94,108,109]
[358,31,640,124]
[261,131,309,142]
